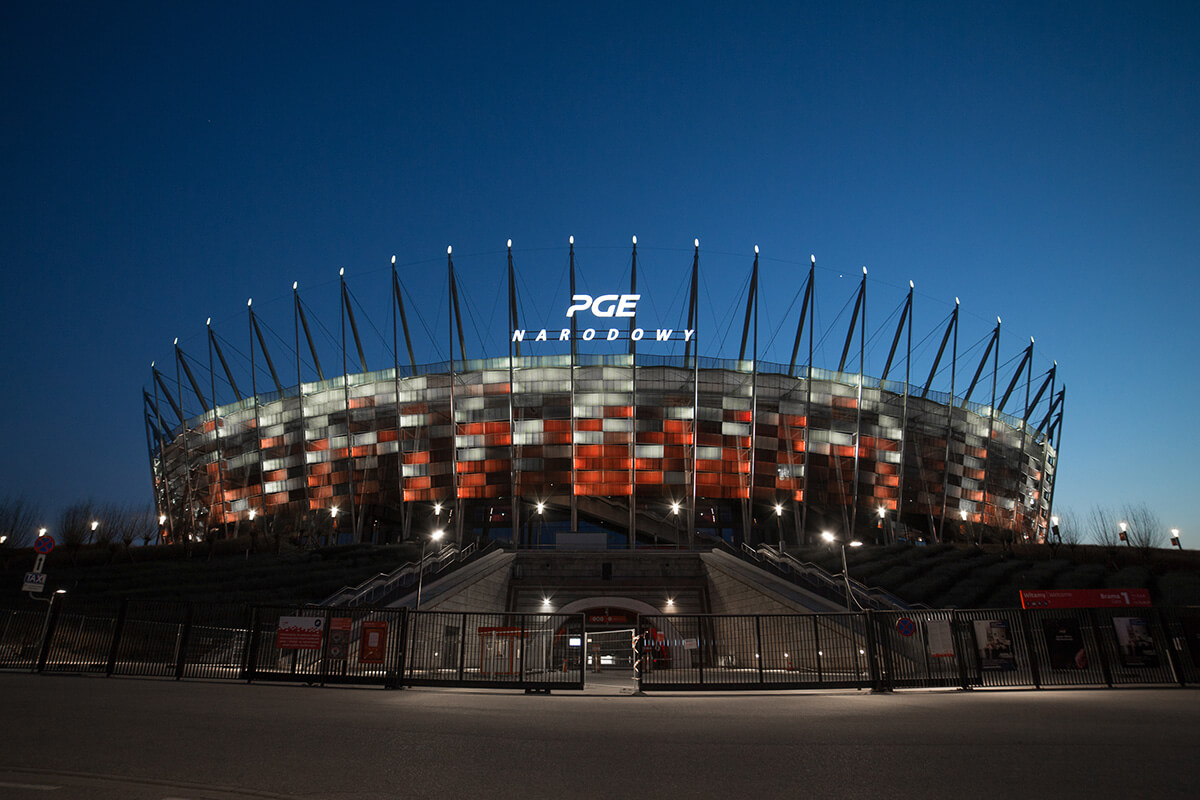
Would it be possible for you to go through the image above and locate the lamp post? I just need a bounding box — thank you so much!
[671,502,681,550]
[1119,521,1130,547]
[877,506,887,545]
[774,503,784,555]
[330,506,339,546]
[1171,528,1182,550]
[535,501,545,548]
[821,531,863,610]
[416,528,444,610]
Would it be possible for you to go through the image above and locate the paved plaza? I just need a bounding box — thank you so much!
[1,672,1198,799]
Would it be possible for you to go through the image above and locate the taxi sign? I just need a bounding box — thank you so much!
[23,572,47,593]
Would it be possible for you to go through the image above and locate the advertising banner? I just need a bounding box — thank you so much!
[1042,618,1088,670]
[1020,589,1152,609]
[973,619,1016,671]
[1113,617,1159,668]
[359,620,388,664]
[925,619,955,658]
[277,616,324,650]
[327,617,352,660]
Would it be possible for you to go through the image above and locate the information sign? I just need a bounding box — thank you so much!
[359,621,388,664]
[276,616,324,650]
[22,572,46,593]
[327,617,352,660]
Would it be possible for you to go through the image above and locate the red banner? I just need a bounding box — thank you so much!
[359,621,388,664]
[277,616,324,650]
[1019,589,1152,609]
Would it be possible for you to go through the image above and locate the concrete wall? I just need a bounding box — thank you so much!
[701,551,843,615]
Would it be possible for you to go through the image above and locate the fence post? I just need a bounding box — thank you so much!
[754,616,765,686]
[318,607,331,687]
[864,610,886,692]
[174,603,194,681]
[1020,608,1042,689]
[34,598,63,673]
[241,606,259,682]
[387,608,409,689]
[105,598,129,677]
[952,610,971,691]
[457,612,467,682]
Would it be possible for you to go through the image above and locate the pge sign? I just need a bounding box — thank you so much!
[512,292,694,345]
[565,294,640,319]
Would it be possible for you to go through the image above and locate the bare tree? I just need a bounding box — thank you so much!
[0,494,41,548]
[1122,502,1165,556]
[1087,505,1121,547]
[1056,509,1084,550]
[58,500,97,564]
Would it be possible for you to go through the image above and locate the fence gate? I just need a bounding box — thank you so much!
[402,611,584,691]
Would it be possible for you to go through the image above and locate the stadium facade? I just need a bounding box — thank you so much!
[144,240,1064,549]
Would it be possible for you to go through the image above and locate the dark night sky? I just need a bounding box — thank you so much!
[2,2,1197,539]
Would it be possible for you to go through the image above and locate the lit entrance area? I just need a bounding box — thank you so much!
[583,628,639,694]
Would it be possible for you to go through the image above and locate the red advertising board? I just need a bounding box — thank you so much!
[1019,589,1152,609]
[277,616,324,650]
[359,620,388,664]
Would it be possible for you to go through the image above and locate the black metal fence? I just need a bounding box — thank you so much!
[639,607,1200,691]
[4,600,1198,693]
[0,599,582,691]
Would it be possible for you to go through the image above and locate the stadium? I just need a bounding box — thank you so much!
[144,239,1063,551]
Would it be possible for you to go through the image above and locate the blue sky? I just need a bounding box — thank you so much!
[1,2,1197,539]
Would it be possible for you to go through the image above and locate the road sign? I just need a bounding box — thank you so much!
[33,554,46,574]
[896,617,917,637]
[34,536,55,554]
[23,572,47,593]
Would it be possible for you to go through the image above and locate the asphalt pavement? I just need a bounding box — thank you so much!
[2,671,1198,799]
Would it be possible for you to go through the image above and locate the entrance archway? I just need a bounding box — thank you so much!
[555,597,686,689]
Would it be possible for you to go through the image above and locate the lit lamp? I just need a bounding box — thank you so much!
[671,502,681,549]
[330,506,339,546]
[535,501,545,548]
[1171,528,1182,550]
[416,528,445,610]
[90,520,99,542]
[38,528,47,538]
[1051,515,1061,544]
[821,531,863,610]
[774,503,785,555]
[1119,521,1129,546]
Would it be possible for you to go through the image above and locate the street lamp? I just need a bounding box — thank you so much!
[671,502,681,549]
[535,501,545,548]
[330,505,339,545]
[774,503,784,555]
[90,520,99,543]
[38,528,47,538]
[1171,528,1182,550]
[1119,521,1130,547]
[415,529,444,610]
[821,531,863,610]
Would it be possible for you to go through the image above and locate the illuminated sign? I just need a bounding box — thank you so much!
[512,292,694,344]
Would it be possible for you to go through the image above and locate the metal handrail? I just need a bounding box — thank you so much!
[321,543,466,607]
